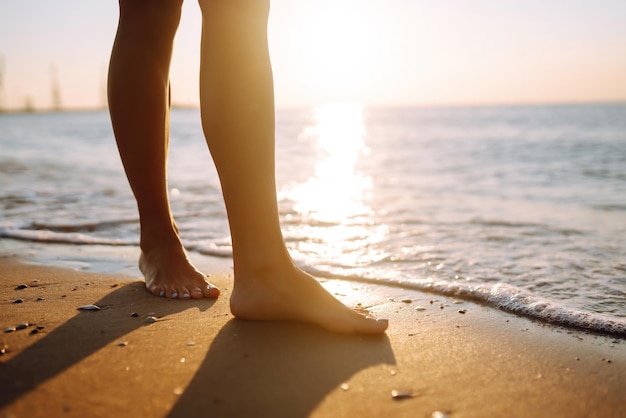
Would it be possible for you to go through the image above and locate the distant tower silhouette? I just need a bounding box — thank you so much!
[50,65,62,111]
[0,55,5,112]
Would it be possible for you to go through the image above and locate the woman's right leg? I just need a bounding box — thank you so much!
[198,0,387,333]
[108,0,219,300]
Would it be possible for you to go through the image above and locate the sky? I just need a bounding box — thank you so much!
[0,0,625,111]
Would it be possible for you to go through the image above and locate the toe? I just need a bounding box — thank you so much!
[203,283,220,298]
[146,283,166,297]
[180,288,192,299]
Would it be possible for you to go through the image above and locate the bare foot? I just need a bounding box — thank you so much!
[139,244,220,299]
[230,263,388,334]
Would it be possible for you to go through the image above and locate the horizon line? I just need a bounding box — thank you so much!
[1,99,625,115]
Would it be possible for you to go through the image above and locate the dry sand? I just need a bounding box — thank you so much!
[1,253,624,418]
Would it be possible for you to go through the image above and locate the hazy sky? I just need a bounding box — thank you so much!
[1,0,625,110]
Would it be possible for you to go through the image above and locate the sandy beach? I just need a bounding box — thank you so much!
[1,252,624,418]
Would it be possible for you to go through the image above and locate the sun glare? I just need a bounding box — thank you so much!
[298,4,380,96]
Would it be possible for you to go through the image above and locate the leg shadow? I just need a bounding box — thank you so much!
[168,319,396,418]
[0,281,217,408]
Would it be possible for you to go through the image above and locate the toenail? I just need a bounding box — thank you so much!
[171,292,178,298]
[159,290,164,297]
[183,293,190,298]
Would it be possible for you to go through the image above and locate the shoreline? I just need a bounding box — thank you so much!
[3,238,624,338]
[1,251,624,417]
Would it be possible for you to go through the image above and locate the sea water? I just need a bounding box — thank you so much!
[1,103,625,335]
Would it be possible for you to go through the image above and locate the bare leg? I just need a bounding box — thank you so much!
[108,0,219,299]
[198,0,387,333]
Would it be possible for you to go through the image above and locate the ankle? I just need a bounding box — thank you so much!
[139,223,181,254]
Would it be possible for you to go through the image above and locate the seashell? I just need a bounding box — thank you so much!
[15,323,29,330]
[131,312,139,317]
[4,327,16,333]
[15,284,28,290]
[13,298,24,304]
[77,304,101,311]
[414,306,426,311]
[391,390,415,400]
[118,341,128,347]
[145,316,159,324]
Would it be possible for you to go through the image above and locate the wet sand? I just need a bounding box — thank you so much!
[1,253,624,418]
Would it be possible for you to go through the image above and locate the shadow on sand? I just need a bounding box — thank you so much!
[1,280,395,417]
[0,281,217,409]
[168,320,396,418]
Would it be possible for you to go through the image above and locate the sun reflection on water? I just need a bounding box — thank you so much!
[280,103,388,274]
[289,103,372,222]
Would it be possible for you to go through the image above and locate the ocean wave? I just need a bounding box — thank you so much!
[306,269,626,337]
[0,227,137,246]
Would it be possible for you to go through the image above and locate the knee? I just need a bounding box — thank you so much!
[198,0,269,20]
[119,0,184,38]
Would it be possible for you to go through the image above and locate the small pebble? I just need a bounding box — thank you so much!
[414,306,426,311]
[36,297,44,301]
[29,329,39,335]
[131,312,139,317]
[186,341,195,346]
[16,323,29,330]
[145,316,159,324]
[77,304,101,311]
[390,370,397,376]
[401,299,412,304]
[13,298,24,304]
[458,309,467,314]
[391,390,414,400]
[4,327,16,333]
[36,325,45,330]
[340,383,349,391]
[173,387,184,395]
[15,284,28,290]
[118,341,128,347]
[0,345,7,355]
[432,412,450,418]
